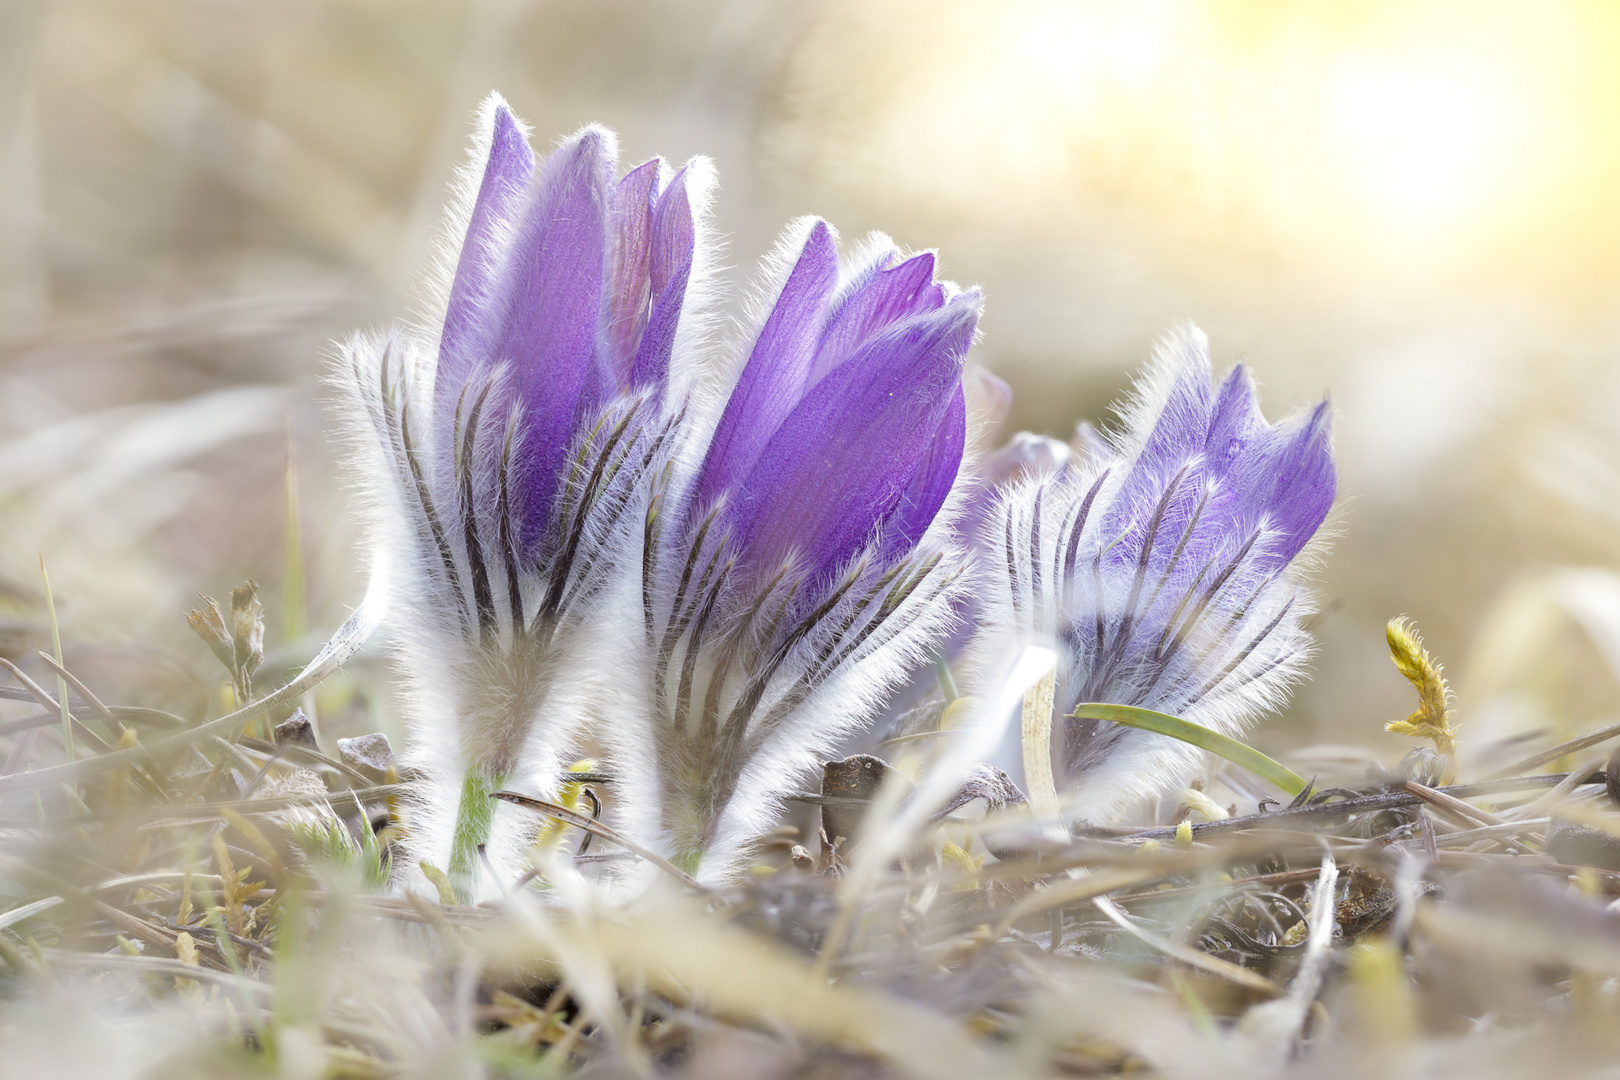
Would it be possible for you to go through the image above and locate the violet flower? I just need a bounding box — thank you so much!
[611,222,983,883]
[967,327,1336,823]
[339,96,711,899]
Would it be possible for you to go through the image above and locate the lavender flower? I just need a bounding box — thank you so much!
[611,222,983,883]
[967,327,1336,823]
[339,96,711,899]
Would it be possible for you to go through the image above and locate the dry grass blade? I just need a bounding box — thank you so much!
[491,790,710,893]
[1433,818,1553,848]
[34,652,125,729]
[0,657,167,797]
[1113,772,1600,843]
[1400,780,1508,828]
[1504,756,1608,820]
[1235,855,1338,1057]
[0,590,379,794]
[0,896,64,931]
[509,903,999,1079]
[47,950,276,994]
[131,784,402,825]
[993,865,1172,932]
[1487,718,1620,779]
[0,658,111,754]
[1092,895,1280,994]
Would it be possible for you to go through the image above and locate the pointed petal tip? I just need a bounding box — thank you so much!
[478,96,534,172]
[1285,397,1335,442]
[898,249,937,277]
[949,284,985,313]
[937,287,984,334]
[482,91,520,127]
[620,157,664,187]
[787,216,841,279]
[1221,361,1254,389]
[659,162,693,207]
[1156,323,1213,375]
[554,123,619,172]
[764,216,837,280]
[675,153,718,203]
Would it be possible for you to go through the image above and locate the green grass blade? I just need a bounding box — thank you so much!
[1069,702,1308,797]
[39,555,71,761]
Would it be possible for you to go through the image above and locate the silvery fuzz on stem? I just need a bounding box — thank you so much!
[338,95,711,900]
[967,327,1336,824]
[615,218,982,884]
[338,93,982,894]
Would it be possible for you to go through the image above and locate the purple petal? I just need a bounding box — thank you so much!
[1130,338,1217,483]
[966,366,1013,435]
[812,244,897,347]
[1251,401,1336,568]
[695,221,840,510]
[729,294,980,579]
[985,431,1073,489]
[628,165,695,391]
[1101,338,1216,568]
[602,159,662,385]
[494,127,613,543]
[1203,364,1264,471]
[1168,364,1267,567]
[809,251,946,386]
[1189,391,1333,573]
[436,103,536,409]
[879,385,966,560]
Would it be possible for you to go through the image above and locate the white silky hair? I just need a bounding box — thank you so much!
[335,328,648,900]
[603,526,971,890]
[596,225,982,888]
[962,325,1327,825]
[332,99,719,901]
[335,94,982,895]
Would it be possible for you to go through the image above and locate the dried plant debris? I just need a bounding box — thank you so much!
[7,608,1620,1079]
[186,580,265,704]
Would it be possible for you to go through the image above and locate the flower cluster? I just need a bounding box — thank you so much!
[339,97,1337,897]
[341,97,977,895]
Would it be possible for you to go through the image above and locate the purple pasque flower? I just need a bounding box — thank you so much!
[339,95,710,899]
[610,222,982,883]
[966,326,1335,824]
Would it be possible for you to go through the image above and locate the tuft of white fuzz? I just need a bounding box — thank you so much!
[962,326,1333,824]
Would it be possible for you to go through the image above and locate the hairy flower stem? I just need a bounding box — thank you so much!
[449,767,504,901]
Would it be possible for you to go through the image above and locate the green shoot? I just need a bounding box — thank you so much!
[39,555,70,761]
[1069,702,1309,797]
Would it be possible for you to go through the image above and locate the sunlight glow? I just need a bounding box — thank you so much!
[799,0,1614,279]
[1330,61,1500,222]
[1017,2,1170,93]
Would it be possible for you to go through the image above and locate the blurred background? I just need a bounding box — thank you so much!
[5,0,1620,779]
